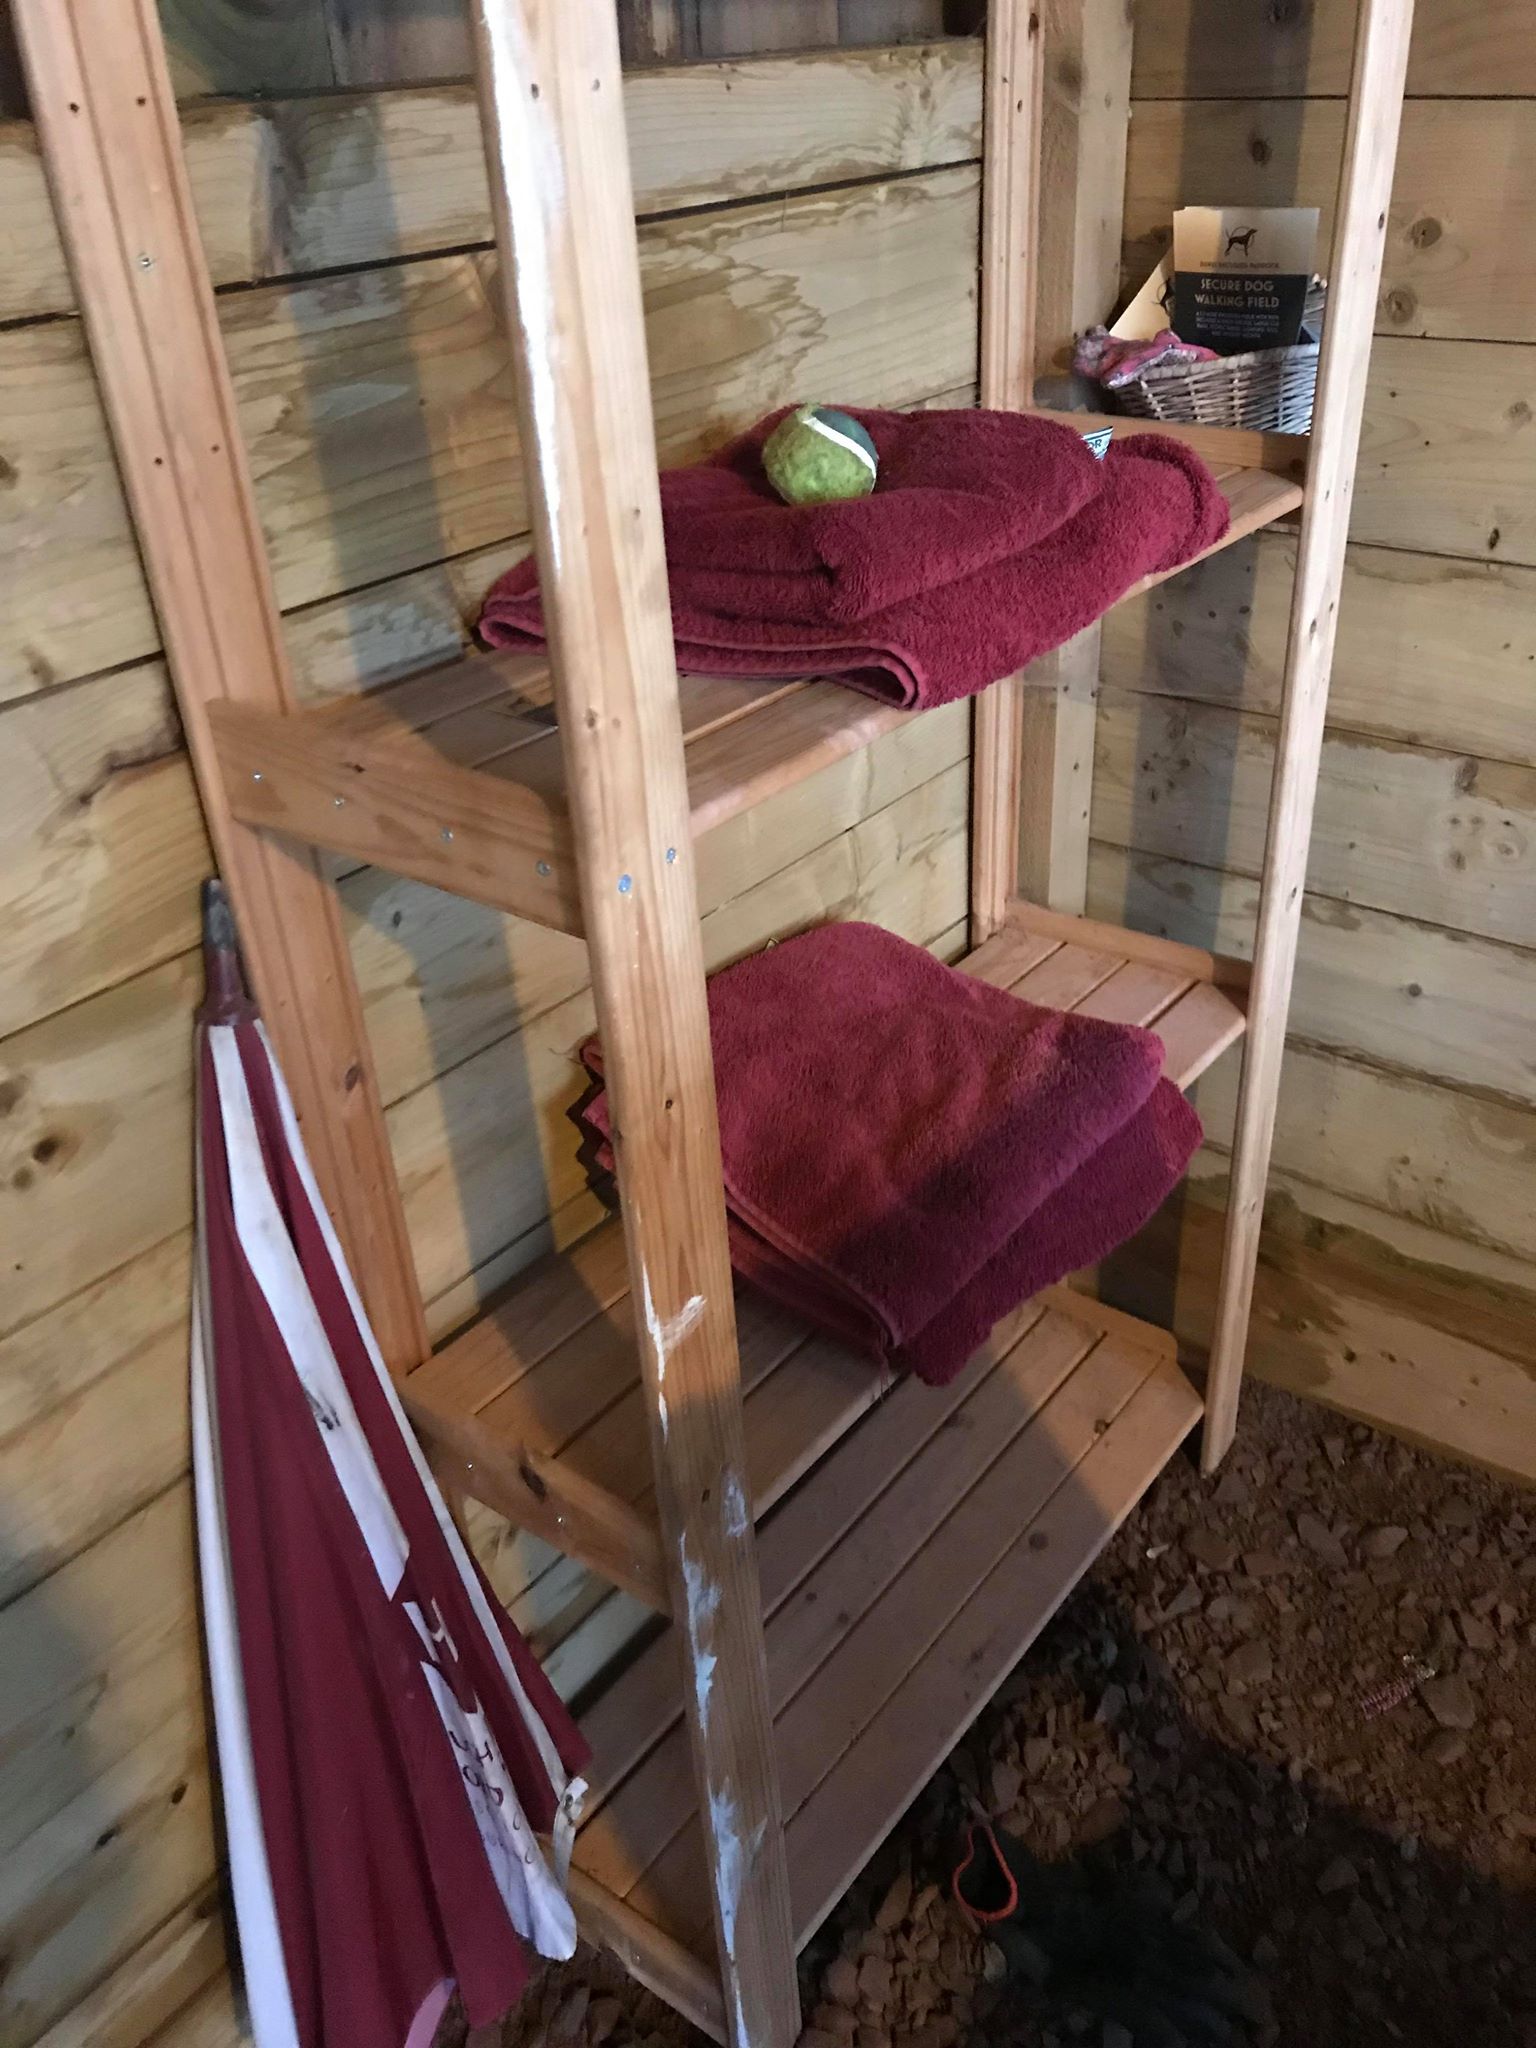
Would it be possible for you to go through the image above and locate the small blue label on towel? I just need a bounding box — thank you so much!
[1081,426,1114,461]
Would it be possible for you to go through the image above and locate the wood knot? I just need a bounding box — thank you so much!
[1409,216,1441,249]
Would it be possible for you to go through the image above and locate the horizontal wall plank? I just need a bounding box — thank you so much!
[310,0,949,84]
[1192,1040,1536,1272]
[0,1485,210,2042]
[0,1233,191,1606]
[7,1715,213,2048]
[33,1891,224,2048]
[1092,687,1536,950]
[1129,0,1536,100]
[146,1975,248,2048]
[1353,338,1536,565]
[1124,99,1536,344]
[1087,844,1536,1110]
[1098,1185,1536,1488]
[1227,1159,1536,1341]
[0,531,532,1041]
[694,1,839,55]
[0,954,199,1342]
[2,165,979,702]
[1103,532,1536,765]
[0,1488,200,1856]
[0,671,208,1041]
[156,0,335,101]
[0,41,981,323]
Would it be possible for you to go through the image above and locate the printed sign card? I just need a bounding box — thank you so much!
[1172,207,1319,356]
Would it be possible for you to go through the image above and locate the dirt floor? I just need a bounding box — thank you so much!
[497,1379,1536,2048]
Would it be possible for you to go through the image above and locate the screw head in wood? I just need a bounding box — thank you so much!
[441,827,454,841]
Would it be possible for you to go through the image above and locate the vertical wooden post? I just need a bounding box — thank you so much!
[1016,0,1134,915]
[970,0,1046,942]
[466,7,798,2045]
[14,0,429,1374]
[1201,0,1415,1470]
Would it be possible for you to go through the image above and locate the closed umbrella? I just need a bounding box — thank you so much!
[191,881,589,2048]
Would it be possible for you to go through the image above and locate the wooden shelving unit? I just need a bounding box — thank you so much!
[18,0,1412,2042]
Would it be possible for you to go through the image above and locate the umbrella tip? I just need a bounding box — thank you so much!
[202,878,238,951]
[200,879,254,1022]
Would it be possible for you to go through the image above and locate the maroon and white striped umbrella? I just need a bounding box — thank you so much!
[191,882,590,2048]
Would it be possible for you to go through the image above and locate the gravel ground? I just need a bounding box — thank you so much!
[490,1379,1536,2048]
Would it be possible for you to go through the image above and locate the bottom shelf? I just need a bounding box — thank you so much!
[570,1288,1202,1972]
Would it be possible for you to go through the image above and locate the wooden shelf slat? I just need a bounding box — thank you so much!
[402,900,1244,1614]
[210,459,1303,938]
[783,1347,1201,1946]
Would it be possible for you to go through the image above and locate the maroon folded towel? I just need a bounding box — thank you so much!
[657,407,1107,624]
[480,418,1228,710]
[577,922,1201,1386]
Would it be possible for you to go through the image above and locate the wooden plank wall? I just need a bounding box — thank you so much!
[0,10,971,2045]
[6,1,1531,2039]
[1089,0,1536,1481]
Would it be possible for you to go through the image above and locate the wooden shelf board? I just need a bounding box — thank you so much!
[402,901,1243,1612]
[210,458,1301,937]
[568,1289,1201,1959]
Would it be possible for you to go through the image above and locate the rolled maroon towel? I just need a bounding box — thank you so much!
[479,415,1228,710]
[576,922,1201,1386]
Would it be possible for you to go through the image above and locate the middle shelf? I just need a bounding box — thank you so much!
[403,898,1248,1616]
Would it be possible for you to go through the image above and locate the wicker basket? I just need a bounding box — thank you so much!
[1113,339,1319,434]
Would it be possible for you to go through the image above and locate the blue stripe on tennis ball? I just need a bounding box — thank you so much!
[811,408,879,470]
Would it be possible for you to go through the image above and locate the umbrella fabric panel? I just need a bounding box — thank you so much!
[200,1029,513,2044]
[194,1017,589,2047]
[246,1022,590,1819]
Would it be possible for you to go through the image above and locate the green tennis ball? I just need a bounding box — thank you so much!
[763,404,879,507]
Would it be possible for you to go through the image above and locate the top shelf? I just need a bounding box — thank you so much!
[211,418,1304,939]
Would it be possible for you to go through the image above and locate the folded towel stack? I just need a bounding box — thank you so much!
[577,923,1201,1386]
[480,406,1229,709]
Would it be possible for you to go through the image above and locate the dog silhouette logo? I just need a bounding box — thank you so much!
[1223,226,1259,258]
